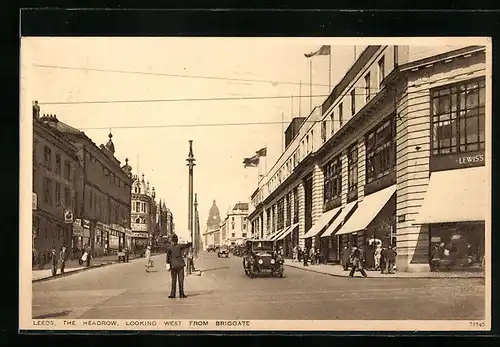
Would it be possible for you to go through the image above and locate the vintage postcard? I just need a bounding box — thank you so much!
[19,36,491,331]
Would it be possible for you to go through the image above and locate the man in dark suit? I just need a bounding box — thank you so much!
[166,234,192,298]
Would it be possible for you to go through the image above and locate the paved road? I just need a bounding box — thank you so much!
[32,251,485,320]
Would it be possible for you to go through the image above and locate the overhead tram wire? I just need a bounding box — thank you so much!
[33,64,330,87]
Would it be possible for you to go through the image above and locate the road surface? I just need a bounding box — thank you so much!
[32,251,485,320]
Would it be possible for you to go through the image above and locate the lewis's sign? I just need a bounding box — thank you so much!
[430,150,485,172]
[457,153,484,165]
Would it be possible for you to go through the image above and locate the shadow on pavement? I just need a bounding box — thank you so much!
[33,310,72,319]
[200,266,230,273]
[187,290,214,297]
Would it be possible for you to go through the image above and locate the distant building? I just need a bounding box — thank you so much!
[130,174,157,251]
[203,200,221,248]
[224,202,249,246]
[155,199,174,247]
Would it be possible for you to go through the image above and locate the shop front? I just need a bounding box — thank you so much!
[335,185,396,269]
[415,166,486,271]
[94,222,106,257]
[82,219,91,248]
[321,200,358,261]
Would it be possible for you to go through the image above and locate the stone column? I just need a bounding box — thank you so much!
[298,181,306,250]
[311,164,324,248]
[357,141,366,202]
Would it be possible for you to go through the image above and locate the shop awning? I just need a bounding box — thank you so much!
[336,185,396,236]
[266,228,283,241]
[321,201,358,237]
[270,225,290,241]
[414,167,487,224]
[301,207,342,239]
[276,223,299,241]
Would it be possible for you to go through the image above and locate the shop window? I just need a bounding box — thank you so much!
[431,78,485,155]
[365,115,396,184]
[323,155,342,207]
[55,154,61,175]
[429,223,485,269]
[55,183,61,206]
[44,146,51,170]
[286,192,292,227]
[348,143,358,200]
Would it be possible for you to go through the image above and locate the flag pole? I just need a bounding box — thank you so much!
[309,60,312,112]
[328,50,332,91]
[299,80,302,117]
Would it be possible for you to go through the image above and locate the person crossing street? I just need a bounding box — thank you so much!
[145,246,153,272]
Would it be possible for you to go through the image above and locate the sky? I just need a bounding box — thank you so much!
[21,37,471,239]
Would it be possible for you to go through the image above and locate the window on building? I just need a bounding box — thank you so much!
[351,89,356,116]
[114,206,119,224]
[135,201,140,212]
[135,217,140,223]
[89,189,93,209]
[232,217,235,222]
[44,146,51,170]
[330,113,335,135]
[311,130,314,151]
[141,202,145,213]
[107,200,112,223]
[339,103,344,127]
[64,187,70,207]
[365,72,371,101]
[348,144,358,194]
[232,233,235,237]
[55,183,61,206]
[277,198,285,230]
[43,177,52,205]
[293,188,299,223]
[55,154,61,175]
[243,223,247,230]
[242,233,247,238]
[323,156,342,205]
[64,161,71,180]
[366,115,397,184]
[321,120,327,143]
[266,208,271,231]
[431,78,485,155]
[378,56,385,87]
[286,192,292,227]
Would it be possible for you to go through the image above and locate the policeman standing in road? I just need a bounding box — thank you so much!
[166,234,192,299]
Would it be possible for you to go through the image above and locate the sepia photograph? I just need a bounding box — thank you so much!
[19,36,491,331]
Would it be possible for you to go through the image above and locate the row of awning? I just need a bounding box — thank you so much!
[298,166,487,239]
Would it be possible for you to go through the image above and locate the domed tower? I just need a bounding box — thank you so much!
[121,158,132,178]
[207,200,221,231]
[130,173,155,250]
[105,132,115,155]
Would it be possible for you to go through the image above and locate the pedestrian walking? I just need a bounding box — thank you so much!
[50,249,57,276]
[292,245,298,262]
[185,247,193,275]
[59,246,67,274]
[166,234,192,299]
[380,247,387,274]
[145,246,153,272]
[81,249,89,267]
[384,245,397,274]
[374,244,382,271]
[309,246,315,265]
[341,246,350,271]
[349,247,367,278]
[303,247,309,266]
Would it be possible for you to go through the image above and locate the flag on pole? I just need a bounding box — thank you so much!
[243,155,259,168]
[304,45,331,58]
[256,147,267,157]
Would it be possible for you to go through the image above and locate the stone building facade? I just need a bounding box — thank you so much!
[248,45,488,272]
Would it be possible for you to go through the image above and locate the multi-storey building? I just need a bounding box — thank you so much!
[130,174,157,251]
[44,115,133,255]
[32,104,80,258]
[225,202,250,246]
[248,45,488,272]
[154,199,174,249]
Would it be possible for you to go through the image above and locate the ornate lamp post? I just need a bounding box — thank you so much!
[186,140,196,251]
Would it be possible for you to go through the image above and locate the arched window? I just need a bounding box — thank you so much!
[135,217,141,223]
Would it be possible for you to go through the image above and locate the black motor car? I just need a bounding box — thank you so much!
[217,246,229,258]
[242,240,284,278]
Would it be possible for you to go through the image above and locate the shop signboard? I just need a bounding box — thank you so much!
[73,219,84,237]
[83,219,91,229]
[430,149,485,172]
[131,223,148,232]
[131,232,149,238]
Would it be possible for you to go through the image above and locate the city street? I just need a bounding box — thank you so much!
[32,251,485,321]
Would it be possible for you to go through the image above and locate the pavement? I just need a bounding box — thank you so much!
[32,253,148,282]
[284,259,485,279]
[31,251,485,320]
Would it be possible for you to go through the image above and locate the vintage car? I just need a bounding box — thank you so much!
[242,240,284,278]
[217,246,229,258]
[206,245,216,252]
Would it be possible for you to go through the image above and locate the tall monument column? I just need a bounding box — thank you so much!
[194,193,199,257]
[186,140,196,250]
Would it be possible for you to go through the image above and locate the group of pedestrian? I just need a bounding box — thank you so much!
[49,246,68,277]
[292,245,327,266]
[340,244,397,277]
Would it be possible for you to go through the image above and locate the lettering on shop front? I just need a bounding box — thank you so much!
[457,154,484,165]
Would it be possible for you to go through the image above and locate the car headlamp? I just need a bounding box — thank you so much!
[258,259,263,264]
[270,259,275,264]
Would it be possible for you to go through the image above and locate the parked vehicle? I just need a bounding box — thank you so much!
[206,245,216,252]
[242,240,284,278]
